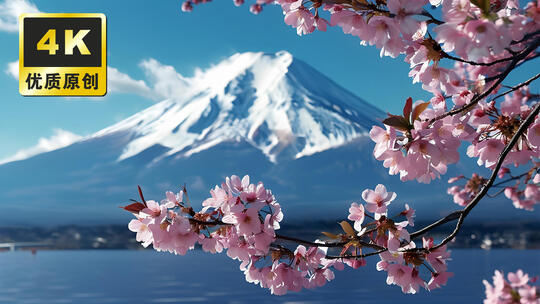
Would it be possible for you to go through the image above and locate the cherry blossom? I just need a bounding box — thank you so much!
[125,181,457,295]
[348,202,365,231]
[484,269,540,303]
[137,0,540,297]
[362,184,396,218]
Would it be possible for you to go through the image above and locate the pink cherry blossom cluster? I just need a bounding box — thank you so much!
[503,165,540,210]
[125,180,454,295]
[242,244,342,295]
[448,164,540,210]
[353,185,453,293]
[435,0,537,62]
[126,175,282,256]
[449,88,539,208]
[483,269,539,304]
[465,89,539,169]
[372,88,539,209]
[447,173,487,206]
[370,97,461,183]
[163,0,540,297]
[376,237,453,294]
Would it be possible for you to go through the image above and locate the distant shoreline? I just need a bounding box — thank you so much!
[0,220,539,251]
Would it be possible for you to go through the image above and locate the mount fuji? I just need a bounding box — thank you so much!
[0,51,533,226]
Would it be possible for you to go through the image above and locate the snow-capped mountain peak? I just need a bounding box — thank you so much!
[3,51,526,227]
[94,51,384,163]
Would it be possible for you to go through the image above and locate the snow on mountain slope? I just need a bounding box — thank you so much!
[93,51,384,163]
[1,51,535,226]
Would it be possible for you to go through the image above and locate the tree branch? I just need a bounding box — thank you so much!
[429,37,540,124]
[420,9,444,25]
[491,72,540,101]
[442,52,514,67]
[276,234,345,248]
[409,210,462,240]
[431,102,540,250]
[325,249,386,260]
[190,100,538,261]
[275,233,384,250]
[189,218,229,226]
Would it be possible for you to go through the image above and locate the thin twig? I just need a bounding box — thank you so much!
[325,249,386,260]
[491,73,540,101]
[276,234,345,248]
[492,168,539,188]
[188,218,229,226]
[420,9,443,25]
[511,29,540,45]
[275,234,384,250]
[429,38,540,124]
[431,102,540,250]
[279,101,538,256]
[487,187,506,198]
[442,53,514,67]
[409,210,462,240]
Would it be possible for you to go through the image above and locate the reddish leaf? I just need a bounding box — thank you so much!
[382,115,410,131]
[340,242,353,256]
[411,102,430,122]
[120,202,146,214]
[403,97,413,124]
[138,185,147,207]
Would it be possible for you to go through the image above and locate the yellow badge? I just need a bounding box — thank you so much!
[19,13,107,96]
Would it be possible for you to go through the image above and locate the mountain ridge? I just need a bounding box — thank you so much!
[89,51,384,164]
[1,51,536,226]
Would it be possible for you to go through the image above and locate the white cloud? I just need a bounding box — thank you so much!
[5,60,18,78]
[0,0,41,32]
[107,66,154,99]
[0,129,83,165]
[139,58,191,100]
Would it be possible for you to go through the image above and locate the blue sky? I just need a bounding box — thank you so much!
[0,0,537,162]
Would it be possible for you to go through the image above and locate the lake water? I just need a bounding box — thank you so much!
[0,249,538,303]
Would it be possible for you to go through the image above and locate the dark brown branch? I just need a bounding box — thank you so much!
[280,100,538,255]
[275,233,384,251]
[442,52,514,66]
[429,37,540,124]
[325,249,386,260]
[431,102,540,250]
[493,167,540,188]
[420,9,443,25]
[511,29,540,45]
[487,187,507,198]
[276,234,345,248]
[409,210,462,240]
[188,218,229,226]
[491,72,540,101]
[185,100,539,260]
[509,52,540,73]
